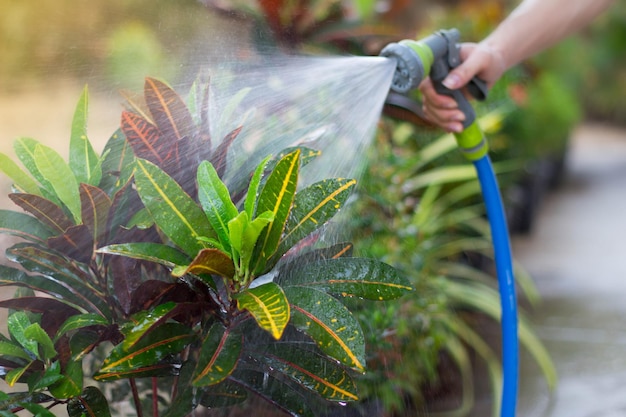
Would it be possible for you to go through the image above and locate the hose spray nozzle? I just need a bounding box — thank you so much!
[380,29,490,160]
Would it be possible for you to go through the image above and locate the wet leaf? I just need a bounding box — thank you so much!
[274,178,356,263]
[5,246,110,318]
[0,297,81,338]
[16,403,56,417]
[134,158,214,256]
[94,323,192,382]
[121,111,170,167]
[7,312,38,358]
[28,360,62,392]
[0,210,54,243]
[98,242,191,269]
[0,392,54,413]
[99,129,135,194]
[69,86,100,185]
[67,386,111,417]
[245,155,272,219]
[33,144,81,223]
[47,224,94,264]
[145,77,196,141]
[9,193,74,233]
[5,364,32,387]
[210,126,241,178]
[79,184,111,247]
[109,255,142,316]
[105,179,142,241]
[14,137,56,199]
[252,149,300,274]
[228,211,274,278]
[235,282,290,340]
[49,358,83,399]
[284,258,412,300]
[174,248,234,279]
[259,344,358,401]
[193,323,242,387]
[283,287,365,372]
[0,341,32,361]
[55,314,109,342]
[197,161,238,253]
[0,153,42,195]
[23,323,57,360]
[229,369,316,417]
[120,302,178,350]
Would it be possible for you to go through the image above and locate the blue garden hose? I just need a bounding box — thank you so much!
[381,28,519,417]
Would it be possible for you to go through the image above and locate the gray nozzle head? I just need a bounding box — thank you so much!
[380,42,425,94]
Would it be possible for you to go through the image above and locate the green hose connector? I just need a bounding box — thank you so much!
[453,121,489,161]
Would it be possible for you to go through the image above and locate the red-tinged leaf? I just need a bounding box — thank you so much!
[173,248,235,279]
[0,210,55,243]
[47,224,94,264]
[99,129,135,194]
[193,323,242,387]
[79,184,111,247]
[67,386,111,417]
[105,179,143,242]
[129,280,178,313]
[121,111,172,167]
[109,256,142,316]
[9,193,74,233]
[258,0,286,36]
[144,77,196,141]
[210,126,241,178]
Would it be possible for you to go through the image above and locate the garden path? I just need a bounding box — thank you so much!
[511,123,626,417]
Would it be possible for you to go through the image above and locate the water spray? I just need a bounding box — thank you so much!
[381,29,519,417]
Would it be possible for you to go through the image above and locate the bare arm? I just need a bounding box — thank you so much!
[421,0,615,132]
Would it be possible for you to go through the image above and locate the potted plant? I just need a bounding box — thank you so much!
[0,77,412,416]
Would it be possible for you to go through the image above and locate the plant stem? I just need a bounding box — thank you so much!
[152,377,158,417]
[130,378,144,417]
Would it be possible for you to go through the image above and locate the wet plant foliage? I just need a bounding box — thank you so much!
[0,78,412,416]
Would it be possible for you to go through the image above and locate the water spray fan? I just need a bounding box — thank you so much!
[381,29,519,417]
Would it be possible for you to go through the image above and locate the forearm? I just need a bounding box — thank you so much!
[482,0,615,70]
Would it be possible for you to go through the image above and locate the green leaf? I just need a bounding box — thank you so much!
[0,210,54,243]
[0,340,32,361]
[229,369,315,417]
[284,286,365,372]
[49,359,83,399]
[28,360,63,392]
[120,302,178,350]
[99,129,135,194]
[0,153,42,195]
[235,283,290,340]
[192,323,242,387]
[134,158,213,256]
[54,314,109,342]
[14,138,55,198]
[244,155,272,218]
[197,161,238,253]
[259,344,358,401]
[24,323,57,360]
[252,150,300,274]
[67,386,111,417]
[7,312,38,358]
[274,178,356,262]
[284,258,413,300]
[97,243,191,269]
[94,323,193,382]
[33,144,81,223]
[228,211,274,279]
[6,364,31,387]
[16,403,56,417]
[69,86,100,185]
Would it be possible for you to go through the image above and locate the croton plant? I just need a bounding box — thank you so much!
[0,77,412,416]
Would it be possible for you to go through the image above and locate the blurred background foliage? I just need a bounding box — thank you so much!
[0,0,624,416]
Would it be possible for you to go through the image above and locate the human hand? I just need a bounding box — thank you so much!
[420,42,507,133]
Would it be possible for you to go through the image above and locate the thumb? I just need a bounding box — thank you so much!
[441,45,483,90]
